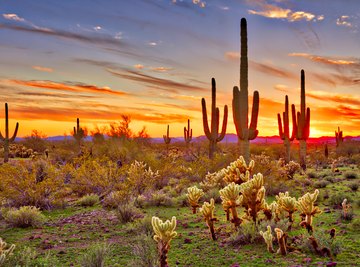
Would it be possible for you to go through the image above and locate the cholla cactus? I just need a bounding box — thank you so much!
[297,189,321,233]
[219,182,242,227]
[239,173,266,223]
[274,228,287,255]
[127,160,160,194]
[200,171,225,190]
[186,186,204,214]
[200,198,217,240]
[262,201,278,221]
[152,216,177,267]
[259,226,274,253]
[0,237,15,265]
[221,156,254,185]
[276,192,298,227]
[342,199,351,218]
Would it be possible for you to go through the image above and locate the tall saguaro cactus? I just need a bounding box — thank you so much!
[184,119,192,145]
[73,118,85,149]
[292,70,310,170]
[277,95,296,163]
[163,124,171,145]
[201,78,228,159]
[233,18,260,163]
[0,103,19,163]
[335,126,343,147]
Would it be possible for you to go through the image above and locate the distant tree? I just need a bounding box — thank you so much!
[107,115,133,140]
[134,126,151,144]
[90,125,106,144]
[22,129,48,152]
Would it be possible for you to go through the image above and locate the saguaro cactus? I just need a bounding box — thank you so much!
[183,119,192,145]
[233,18,260,163]
[201,78,228,159]
[0,103,19,163]
[277,95,296,163]
[163,125,171,145]
[73,118,85,149]
[335,126,343,147]
[292,70,310,170]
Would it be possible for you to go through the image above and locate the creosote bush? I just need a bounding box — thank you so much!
[77,194,100,207]
[4,206,46,228]
[79,242,112,267]
[117,203,142,223]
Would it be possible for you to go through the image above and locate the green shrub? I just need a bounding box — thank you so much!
[4,206,46,228]
[117,203,141,223]
[344,171,358,179]
[129,234,158,267]
[307,171,317,179]
[77,194,99,207]
[348,182,359,191]
[329,193,352,208]
[5,246,60,267]
[102,191,130,209]
[79,243,112,267]
[314,180,330,188]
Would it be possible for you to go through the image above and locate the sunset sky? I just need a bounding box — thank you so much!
[0,0,359,138]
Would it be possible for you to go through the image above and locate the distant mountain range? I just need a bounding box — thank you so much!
[15,134,360,144]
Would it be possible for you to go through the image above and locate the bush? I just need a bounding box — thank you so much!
[307,171,317,179]
[329,193,352,208]
[344,171,358,179]
[4,206,46,228]
[348,182,359,191]
[79,243,112,267]
[117,203,142,223]
[225,221,263,246]
[77,194,99,207]
[129,234,158,267]
[5,246,60,267]
[102,190,130,209]
[314,180,330,188]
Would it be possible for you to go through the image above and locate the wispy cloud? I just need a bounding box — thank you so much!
[224,51,240,61]
[274,84,291,93]
[107,68,207,93]
[247,0,323,22]
[2,13,50,31]
[9,80,129,96]
[306,90,360,106]
[32,66,53,72]
[250,61,296,79]
[336,15,352,27]
[289,53,359,66]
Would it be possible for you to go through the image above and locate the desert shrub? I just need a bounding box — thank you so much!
[173,194,188,207]
[127,216,153,235]
[350,219,360,231]
[0,162,66,209]
[5,246,60,267]
[280,161,301,179]
[203,188,222,204]
[21,130,48,153]
[348,182,359,191]
[4,206,46,228]
[324,175,335,183]
[148,192,174,207]
[300,230,343,256]
[102,190,131,209]
[129,234,158,267]
[344,171,358,179]
[307,171,317,179]
[127,160,160,195]
[70,158,124,196]
[79,243,112,267]
[329,193,352,208]
[314,180,330,188]
[77,194,99,207]
[226,221,262,246]
[117,203,142,223]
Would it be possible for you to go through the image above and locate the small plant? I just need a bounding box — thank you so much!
[151,216,177,267]
[4,206,46,228]
[130,234,158,267]
[274,228,287,255]
[103,191,129,209]
[219,182,242,227]
[297,189,321,233]
[77,194,99,207]
[186,186,204,214]
[0,237,15,265]
[344,171,358,179]
[79,243,112,267]
[314,180,330,188]
[341,199,353,221]
[117,203,141,223]
[348,182,359,191]
[259,226,274,253]
[200,198,217,240]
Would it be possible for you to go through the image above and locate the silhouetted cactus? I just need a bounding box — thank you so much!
[163,125,171,145]
[324,143,329,158]
[292,70,310,170]
[73,118,85,149]
[183,119,192,145]
[233,18,259,163]
[278,95,295,163]
[335,126,343,147]
[0,103,19,163]
[201,78,228,159]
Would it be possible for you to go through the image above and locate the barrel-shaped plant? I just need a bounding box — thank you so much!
[201,78,228,159]
[232,18,259,163]
[278,95,296,163]
[292,70,310,170]
[0,103,19,163]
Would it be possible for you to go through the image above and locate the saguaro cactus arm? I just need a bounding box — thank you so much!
[0,103,19,142]
[163,125,171,144]
[184,119,193,143]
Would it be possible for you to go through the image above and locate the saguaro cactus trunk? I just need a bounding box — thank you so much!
[0,103,19,163]
[184,119,192,146]
[277,95,296,163]
[201,78,228,159]
[232,18,259,164]
[292,70,310,170]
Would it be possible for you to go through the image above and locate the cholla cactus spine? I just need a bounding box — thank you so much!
[200,198,217,240]
[297,189,321,233]
[259,226,274,253]
[219,182,242,227]
[152,216,177,267]
[186,186,204,214]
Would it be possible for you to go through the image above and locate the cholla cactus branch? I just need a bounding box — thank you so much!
[275,228,287,256]
[276,192,298,229]
[186,186,204,214]
[219,182,242,227]
[298,189,321,233]
[200,198,217,240]
[0,237,16,265]
[259,226,274,253]
[221,156,254,185]
[152,216,177,267]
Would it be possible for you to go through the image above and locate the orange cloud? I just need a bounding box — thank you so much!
[32,66,54,72]
[307,90,360,106]
[224,51,240,61]
[289,53,359,66]
[9,79,129,96]
[250,61,296,79]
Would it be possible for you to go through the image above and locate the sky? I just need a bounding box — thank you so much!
[0,0,359,138]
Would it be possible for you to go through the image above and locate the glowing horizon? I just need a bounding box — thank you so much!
[0,1,359,138]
